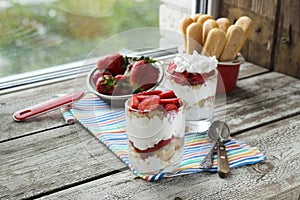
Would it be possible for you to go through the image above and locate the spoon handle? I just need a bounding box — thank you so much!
[217,140,230,178]
[201,140,217,168]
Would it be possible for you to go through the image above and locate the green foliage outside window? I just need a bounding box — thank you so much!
[0,0,160,77]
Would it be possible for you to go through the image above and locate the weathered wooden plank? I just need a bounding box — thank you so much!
[219,72,300,134]
[0,124,125,200]
[237,62,268,78]
[0,76,83,142]
[37,115,300,200]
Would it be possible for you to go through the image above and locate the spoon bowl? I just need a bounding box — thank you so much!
[200,120,231,176]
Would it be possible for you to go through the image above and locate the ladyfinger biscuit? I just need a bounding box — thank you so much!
[179,16,194,50]
[186,22,203,54]
[202,19,218,45]
[219,25,245,61]
[216,17,230,33]
[197,14,213,25]
[235,16,253,52]
[192,13,202,22]
[201,28,226,59]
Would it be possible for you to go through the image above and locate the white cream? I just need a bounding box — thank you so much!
[173,51,218,74]
[126,108,186,150]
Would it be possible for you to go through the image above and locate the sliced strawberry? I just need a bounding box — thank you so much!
[167,62,189,85]
[136,95,150,101]
[173,71,188,85]
[167,61,177,74]
[129,94,139,109]
[158,90,176,99]
[203,69,216,78]
[159,98,180,105]
[187,73,205,86]
[138,90,162,96]
[130,136,174,153]
[137,90,163,101]
[138,95,160,111]
[164,103,178,112]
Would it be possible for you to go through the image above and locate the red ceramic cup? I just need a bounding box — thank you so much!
[217,55,244,94]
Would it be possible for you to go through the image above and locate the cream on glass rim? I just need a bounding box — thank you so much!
[165,50,218,133]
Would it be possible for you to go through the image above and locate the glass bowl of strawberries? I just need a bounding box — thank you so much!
[86,53,164,107]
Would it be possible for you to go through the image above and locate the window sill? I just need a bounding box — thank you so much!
[0,47,177,95]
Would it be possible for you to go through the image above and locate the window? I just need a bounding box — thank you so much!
[0,0,211,90]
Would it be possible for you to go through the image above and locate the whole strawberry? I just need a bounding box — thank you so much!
[92,69,111,84]
[130,57,159,91]
[97,53,126,76]
[95,75,116,95]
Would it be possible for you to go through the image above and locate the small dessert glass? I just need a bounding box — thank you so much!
[125,99,186,174]
[165,68,218,133]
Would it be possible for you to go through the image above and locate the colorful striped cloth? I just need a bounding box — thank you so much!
[63,93,266,181]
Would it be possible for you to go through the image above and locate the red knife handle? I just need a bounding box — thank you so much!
[13,92,84,121]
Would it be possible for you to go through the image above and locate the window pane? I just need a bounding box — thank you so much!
[0,0,160,77]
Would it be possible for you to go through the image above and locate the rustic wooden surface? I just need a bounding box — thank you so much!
[38,115,300,200]
[0,58,300,199]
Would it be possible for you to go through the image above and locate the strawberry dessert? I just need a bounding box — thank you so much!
[165,51,218,132]
[125,90,186,174]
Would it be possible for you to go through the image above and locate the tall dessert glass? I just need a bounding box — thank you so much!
[125,93,186,174]
[164,51,218,133]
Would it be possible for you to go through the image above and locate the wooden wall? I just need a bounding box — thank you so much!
[274,0,300,78]
[219,0,300,79]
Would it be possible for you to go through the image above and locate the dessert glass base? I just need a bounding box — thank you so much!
[185,119,211,133]
[128,137,184,174]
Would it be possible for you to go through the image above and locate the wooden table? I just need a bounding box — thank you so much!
[1,56,300,200]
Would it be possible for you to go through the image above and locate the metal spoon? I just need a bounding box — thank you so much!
[200,120,230,178]
[214,121,230,178]
[200,122,220,169]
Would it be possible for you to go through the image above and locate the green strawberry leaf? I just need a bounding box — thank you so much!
[133,56,157,63]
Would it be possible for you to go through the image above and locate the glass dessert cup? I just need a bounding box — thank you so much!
[164,68,218,133]
[125,98,186,174]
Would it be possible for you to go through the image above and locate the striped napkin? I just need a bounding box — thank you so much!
[62,93,266,181]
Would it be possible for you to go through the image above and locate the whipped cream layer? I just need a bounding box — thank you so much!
[126,108,186,151]
[165,70,217,121]
[174,50,218,74]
